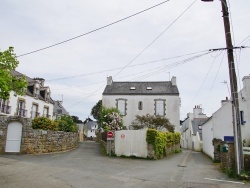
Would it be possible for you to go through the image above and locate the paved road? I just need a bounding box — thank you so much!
[0,141,249,188]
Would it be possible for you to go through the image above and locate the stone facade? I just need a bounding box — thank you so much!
[0,116,78,154]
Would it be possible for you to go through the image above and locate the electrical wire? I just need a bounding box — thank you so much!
[113,0,198,78]
[66,0,198,109]
[184,50,223,113]
[16,0,171,58]
[203,51,226,109]
[47,49,208,82]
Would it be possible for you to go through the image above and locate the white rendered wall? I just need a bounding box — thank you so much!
[115,129,147,158]
[202,119,214,158]
[103,95,180,132]
[7,91,53,119]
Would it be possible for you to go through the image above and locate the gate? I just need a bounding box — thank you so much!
[5,121,22,152]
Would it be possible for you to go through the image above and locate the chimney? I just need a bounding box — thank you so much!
[242,76,250,88]
[221,97,229,106]
[193,105,203,118]
[107,76,113,86]
[171,76,176,86]
[33,77,45,87]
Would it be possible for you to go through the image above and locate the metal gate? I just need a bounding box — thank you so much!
[5,121,22,152]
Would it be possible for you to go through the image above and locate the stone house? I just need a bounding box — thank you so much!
[0,70,54,119]
[180,105,208,151]
[102,76,180,132]
[202,76,250,159]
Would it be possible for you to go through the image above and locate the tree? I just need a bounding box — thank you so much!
[91,100,102,121]
[99,107,123,131]
[130,114,174,132]
[71,115,83,123]
[0,47,27,100]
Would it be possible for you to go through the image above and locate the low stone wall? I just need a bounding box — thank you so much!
[0,116,78,154]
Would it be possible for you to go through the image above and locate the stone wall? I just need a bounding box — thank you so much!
[0,116,78,154]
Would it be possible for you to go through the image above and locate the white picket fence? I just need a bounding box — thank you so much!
[243,147,250,155]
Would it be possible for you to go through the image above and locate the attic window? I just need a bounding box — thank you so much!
[147,87,152,90]
[198,125,202,130]
[130,87,136,90]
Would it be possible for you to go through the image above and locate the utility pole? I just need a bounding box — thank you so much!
[220,0,243,174]
[202,0,244,173]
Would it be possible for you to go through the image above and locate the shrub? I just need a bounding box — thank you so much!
[56,115,78,132]
[32,117,58,131]
[146,129,181,159]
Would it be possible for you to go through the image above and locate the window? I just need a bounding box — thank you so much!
[43,107,49,118]
[57,109,62,114]
[31,104,39,119]
[130,87,136,90]
[46,92,50,102]
[17,100,26,117]
[0,98,10,114]
[138,101,143,110]
[240,111,246,125]
[146,87,152,90]
[155,99,165,116]
[116,99,127,116]
[34,87,39,98]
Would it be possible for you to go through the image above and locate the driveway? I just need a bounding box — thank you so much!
[0,141,249,188]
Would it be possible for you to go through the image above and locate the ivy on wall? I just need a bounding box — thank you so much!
[146,129,181,159]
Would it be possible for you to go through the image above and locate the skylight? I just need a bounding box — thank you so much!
[147,87,152,90]
[130,87,136,90]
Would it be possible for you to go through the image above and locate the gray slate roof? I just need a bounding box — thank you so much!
[53,101,69,116]
[103,82,179,95]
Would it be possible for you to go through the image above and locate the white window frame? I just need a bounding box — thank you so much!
[116,98,127,116]
[154,99,166,116]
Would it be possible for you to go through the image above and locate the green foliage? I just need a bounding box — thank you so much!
[32,115,78,132]
[0,47,27,100]
[91,100,102,121]
[146,129,181,159]
[99,107,123,131]
[56,115,78,132]
[131,114,174,132]
[71,115,83,123]
[32,117,58,131]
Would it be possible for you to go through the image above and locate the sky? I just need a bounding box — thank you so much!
[1,0,250,121]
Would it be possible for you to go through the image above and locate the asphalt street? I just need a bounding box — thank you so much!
[0,141,249,188]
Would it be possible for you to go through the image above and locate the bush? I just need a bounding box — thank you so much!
[32,117,58,131]
[32,115,78,132]
[146,129,181,159]
[56,115,78,132]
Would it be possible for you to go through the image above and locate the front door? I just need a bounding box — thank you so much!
[5,121,22,152]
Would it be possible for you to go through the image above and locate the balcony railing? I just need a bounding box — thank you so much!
[17,109,27,117]
[0,105,11,114]
[31,111,40,119]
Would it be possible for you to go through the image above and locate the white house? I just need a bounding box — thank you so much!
[0,70,54,119]
[102,76,180,132]
[180,105,208,151]
[83,118,98,139]
[202,76,250,159]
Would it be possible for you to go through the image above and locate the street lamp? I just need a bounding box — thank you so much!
[201,0,244,174]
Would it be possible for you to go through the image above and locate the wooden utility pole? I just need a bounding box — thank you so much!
[220,0,243,173]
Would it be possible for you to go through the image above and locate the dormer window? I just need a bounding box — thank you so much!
[34,87,39,98]
[147,87,152,90]
[46,92,50,102]
[130,87,136,90]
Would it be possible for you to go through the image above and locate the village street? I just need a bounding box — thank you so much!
[0,141,249,188]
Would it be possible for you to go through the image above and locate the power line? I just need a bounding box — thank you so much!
[184,50,223,113]
[113,0,198,78]
[47,49,208,82]
[66,0,198,109]
[16,0,171,57]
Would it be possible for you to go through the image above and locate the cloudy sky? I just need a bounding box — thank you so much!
[1,0,250,121]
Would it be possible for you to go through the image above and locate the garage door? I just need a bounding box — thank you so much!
[5,121,22,152]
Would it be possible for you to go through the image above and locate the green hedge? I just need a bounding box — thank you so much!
[146,129,181,159]
[32,115,78,132]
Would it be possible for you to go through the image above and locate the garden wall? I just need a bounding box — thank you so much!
[0,116,78,154]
